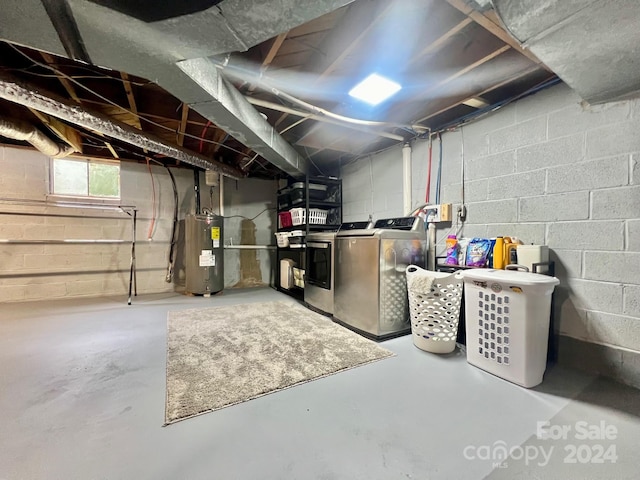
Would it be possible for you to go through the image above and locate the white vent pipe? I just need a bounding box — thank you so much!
[0,117,74,157]
[402,143,412,215]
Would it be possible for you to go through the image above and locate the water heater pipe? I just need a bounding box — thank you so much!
[193,169,201,215]
[219,173,225,217]
[402,143,412,215]
[427,222,437,271]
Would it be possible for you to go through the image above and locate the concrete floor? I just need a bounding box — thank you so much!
[1,287,639,480]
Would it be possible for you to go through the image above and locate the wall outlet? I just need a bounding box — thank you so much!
[423,203,453,223]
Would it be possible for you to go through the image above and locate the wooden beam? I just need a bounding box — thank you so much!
[303,0,395,82]
[28,109,83,152]
[120,72,143,130]
[39,52,82,103]
[78,98,212,128]
[445,0,547,67]
[416,65,543,123]
[104,142,120,158]
[177,103,189,147]
[433,44,511,92]
[273,1,393,126]
[412,17,473,61]
[39,52,121,158]
[247,31,289,93]
[210,128,229,155]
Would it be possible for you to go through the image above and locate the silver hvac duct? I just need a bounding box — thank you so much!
[0,0,353,177]
[493,0,640,104]
[0,116,74,157]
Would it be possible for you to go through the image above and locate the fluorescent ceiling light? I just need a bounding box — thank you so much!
[348,73,401,106]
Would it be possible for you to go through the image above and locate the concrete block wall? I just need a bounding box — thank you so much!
[0,146,276,302]
[341,145,406,222]
[341,83,640,387]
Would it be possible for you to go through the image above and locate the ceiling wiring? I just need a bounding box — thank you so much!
[1,66,152,86]
[6,43,253,160]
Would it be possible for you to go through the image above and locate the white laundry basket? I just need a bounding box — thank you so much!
[461,269,559,388]
[406,265,464,354]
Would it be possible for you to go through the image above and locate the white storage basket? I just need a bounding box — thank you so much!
[275,230,304,248]
[461,269,559,388]
[290,208,328,226]
[406,265,464,354]
[275,232,290,247]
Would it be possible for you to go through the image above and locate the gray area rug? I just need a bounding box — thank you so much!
[165,300,393,424]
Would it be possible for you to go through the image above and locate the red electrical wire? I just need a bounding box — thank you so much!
[426,135,433,203]
[199,120,212,153]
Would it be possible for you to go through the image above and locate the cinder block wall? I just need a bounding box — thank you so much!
[341,83,640,387]
[0,146,276,302]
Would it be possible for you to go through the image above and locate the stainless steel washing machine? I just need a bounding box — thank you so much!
[334,217,427,340]
[305,221,371,315]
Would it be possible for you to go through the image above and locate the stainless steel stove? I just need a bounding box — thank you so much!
[304,221,371,315]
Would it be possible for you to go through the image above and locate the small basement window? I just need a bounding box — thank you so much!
[50,157,120,199]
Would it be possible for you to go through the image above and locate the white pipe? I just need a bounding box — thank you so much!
[219,173,225,217]
[402,143,412,216]
[0,117,74,157]
[427,222,437,271]
[245,97,405,141]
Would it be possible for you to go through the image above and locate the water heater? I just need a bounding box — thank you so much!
[185,213,224,295]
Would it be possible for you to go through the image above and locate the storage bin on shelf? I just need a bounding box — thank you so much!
[290,207,328,226]
[280,258,296,289]
[290,182,328,203]
[278,211,292,229]
[406,265,464,354]
[461,269,559,388]
[275,230,305,248]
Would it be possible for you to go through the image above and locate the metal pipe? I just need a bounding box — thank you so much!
[193,169,201,215]
[219,173,225,217]
[428,222,437,271]
[0,196,136,211]
[0,239,128,244]
[0,116,74,157]
[245,97,405,141]
[402,143,412,215]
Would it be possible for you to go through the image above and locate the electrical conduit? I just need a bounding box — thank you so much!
[402,143,412,216]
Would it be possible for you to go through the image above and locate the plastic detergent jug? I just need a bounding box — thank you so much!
[445,235,459,265]
[493,237,505,269]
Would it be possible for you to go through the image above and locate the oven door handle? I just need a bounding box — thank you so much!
[307,242,329,248]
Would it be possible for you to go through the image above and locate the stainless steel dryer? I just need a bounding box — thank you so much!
[334,217,426,340]
[304,221,371,315]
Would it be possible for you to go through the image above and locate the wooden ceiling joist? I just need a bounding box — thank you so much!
[413,17,473,60]
[417,65,543,123]
[28,109,83,153]
[445,0,547,67]
[303,0,395,82]
[39,51,122,159]
[247,31,289,94]
[120,72,143,130]
[176,103,189,147]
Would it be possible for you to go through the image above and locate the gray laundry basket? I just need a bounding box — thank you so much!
[406,265,464,354]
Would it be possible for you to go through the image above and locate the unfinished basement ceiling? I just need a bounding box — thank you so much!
[0,0,567,178]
